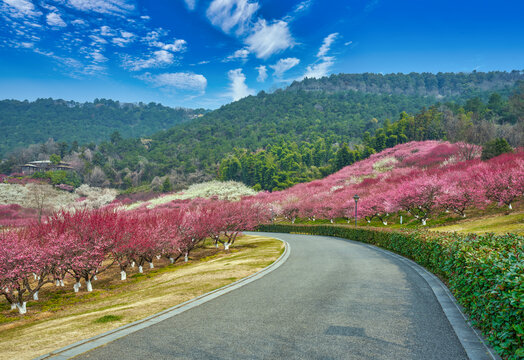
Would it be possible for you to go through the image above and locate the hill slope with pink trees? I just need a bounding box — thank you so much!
[255,141,524,226]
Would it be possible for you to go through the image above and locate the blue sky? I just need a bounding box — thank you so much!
[0,0,523,109]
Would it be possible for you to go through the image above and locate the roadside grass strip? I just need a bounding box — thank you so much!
[0,235,284,360]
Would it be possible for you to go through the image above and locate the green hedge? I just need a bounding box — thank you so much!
[257,224,524,359]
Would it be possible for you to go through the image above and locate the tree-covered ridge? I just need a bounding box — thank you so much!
[0,98,208,157]
[218,86,524,191]
[289,70,524,98]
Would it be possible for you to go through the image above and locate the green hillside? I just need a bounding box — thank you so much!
[0,98,207,157]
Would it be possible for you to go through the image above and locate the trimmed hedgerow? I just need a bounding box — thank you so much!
[257,224,523,360]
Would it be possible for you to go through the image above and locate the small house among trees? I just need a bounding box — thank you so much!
[21,160,73,175]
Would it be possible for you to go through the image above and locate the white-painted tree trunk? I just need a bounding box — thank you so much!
[184,252,188,262]
[462,213,466,218]
[120,271,127,281]
[93,275,97,280]
[224,243,231,250]
[131,261,135,268]
[291,218,296,224]
[16,302,27,314]
[330,219,334,224]
[509,203,512,210]
[33,291,38,301]
[367,220,371,223]
[422,219,427,226]
[169,257,175,264]
[10,303,16,310]
[138,265,143,273]
[382,221,388,226]
[149,262,154,269]
[400,216,403,224]
[60,279,65,287]
[86,280,93,292]
[33,273,37,280]
[215,242,219,248]
[55,280,60,286]
[156,255,161,260]
[73,282,81,292]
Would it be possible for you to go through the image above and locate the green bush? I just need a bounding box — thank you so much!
[257,224,523,359]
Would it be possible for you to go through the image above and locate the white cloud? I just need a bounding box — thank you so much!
[71,19,86,26]
[228,68,254,101]
[91,50,107,62]
[141,72,207,92]
[294,0,312,13]
[270,57,299,77]
[206,0,259,35]
[46,12,67,28]
[255,65,267,82]
[245,19,294,59]
[161,39,187,52]
[317,32,338,58]
[184,0,197,11]
[303,56,334,79]
[112,32,135,47]
[64,0,135,15]
[123,50,175,71]
[198,60,210,65]
[224,48,249,62]
[99,25,115,36]
[2,0,42,18]
[20,41,33,48]
[344,41,352,46]
[140,15,150,20]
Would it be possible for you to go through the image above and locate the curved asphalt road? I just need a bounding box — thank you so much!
[76,233,474,360]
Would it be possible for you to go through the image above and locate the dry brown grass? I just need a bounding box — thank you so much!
[0,234,283,360]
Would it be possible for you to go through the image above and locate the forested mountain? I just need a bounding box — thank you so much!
[0,98,207,157]
[1,71,523,192]
[288,71,524,98]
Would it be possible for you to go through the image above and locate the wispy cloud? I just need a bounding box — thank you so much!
[304,56,334,79]
[122,49,175,71]
[270,57,299,77]
[256,65,267,82]
[1,0,42,18]
[206,0,259,35]
[63,0,135,16]
[183,0,197,11]
[245,19,294,59]
[224,48,250,62]
[317,32,338,57]
[228,68,254,101]
[140,72,207,92]
[46,12,67,28]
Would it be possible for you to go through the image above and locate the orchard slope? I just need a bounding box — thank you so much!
[256,141,523,226]
[0,199,270,314]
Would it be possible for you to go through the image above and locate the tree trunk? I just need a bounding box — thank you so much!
[86,280,93,292]
[421,219,427,226]
[509,203,512,210]
[73,282,81,293]
[120,271,127,281]
[16,302,27,314]
[60,280,65,287]
[138,265,143,273]
[33,291,38,301]
[184,252,189,262]
[169,257,175,264]
[149,262,154,269]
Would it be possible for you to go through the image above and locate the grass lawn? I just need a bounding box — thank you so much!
[0,234,283,360]
[430,211,524,235]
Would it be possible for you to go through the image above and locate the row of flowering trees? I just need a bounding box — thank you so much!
[0,199,270,314]
[257,142,524,226]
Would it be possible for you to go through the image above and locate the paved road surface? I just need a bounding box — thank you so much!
[77,233,470,360]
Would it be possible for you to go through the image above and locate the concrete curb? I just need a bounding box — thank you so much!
[35,237,290,360]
